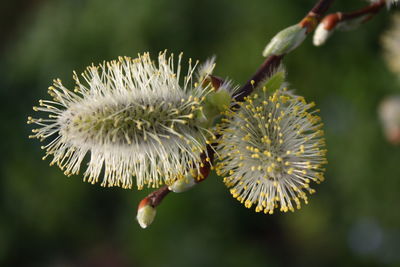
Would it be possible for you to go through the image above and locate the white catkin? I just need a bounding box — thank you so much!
[216,88,327,214]
[28,52,216,189]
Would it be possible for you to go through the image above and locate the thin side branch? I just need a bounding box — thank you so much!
[311,0,336,15]
[139,186,170,208]
[234,55,283,102]
[320,0,386,31]
[138,144,214,209]
[341,0,385,21]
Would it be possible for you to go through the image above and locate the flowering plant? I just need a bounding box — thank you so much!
[28,0,399,228]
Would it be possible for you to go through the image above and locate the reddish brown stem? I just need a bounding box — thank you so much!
[341,0,385,20]
[234,55,283,102]
[139,186,170,209]
[320,0,386,31]
[138,144,214,209]
[311,0,336,15]
[300,0,336,32]
[198,144,215,182]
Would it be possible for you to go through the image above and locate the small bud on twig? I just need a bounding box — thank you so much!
[313,14,340,46]
[137,198,157,229]
[262,24,307,58]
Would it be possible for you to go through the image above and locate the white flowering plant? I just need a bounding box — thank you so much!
[29,53,223,190]
[27,0,398,228]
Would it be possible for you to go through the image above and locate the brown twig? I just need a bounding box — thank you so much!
[319,0,386,31]
[311,0,335,15]
[234,55,284,102]
[138,144,215,210]
[137,0,335,214]
[301,0,335,32]
[342,0,385,20]
[138,186,170,209]
[198,144,215,181]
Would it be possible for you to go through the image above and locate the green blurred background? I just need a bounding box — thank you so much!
[1,0,400,266]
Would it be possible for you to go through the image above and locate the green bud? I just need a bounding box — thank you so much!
[197,88,232,128]
[262,68,286,93]
[206,89,231,112]
[137,204,156,229]
[262,24,307,57]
